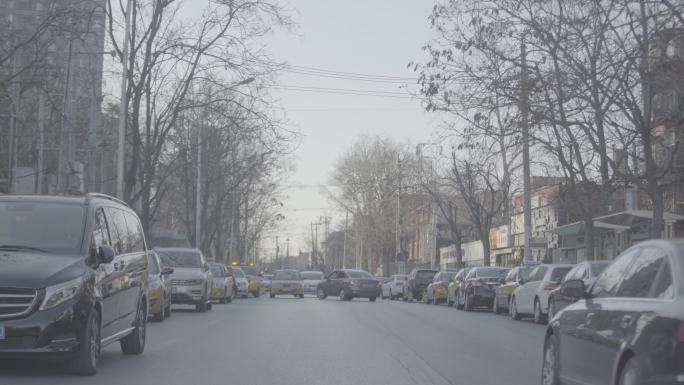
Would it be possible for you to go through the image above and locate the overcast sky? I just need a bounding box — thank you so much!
[259,0,442,256]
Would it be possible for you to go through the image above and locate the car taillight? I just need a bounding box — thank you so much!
[544,283,559,291]
[678,321,684,342]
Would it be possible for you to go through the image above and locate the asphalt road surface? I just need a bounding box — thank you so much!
[0,296,545,385]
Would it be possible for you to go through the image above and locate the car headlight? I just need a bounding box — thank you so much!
[41,277,83,311]
[187,279,204,285]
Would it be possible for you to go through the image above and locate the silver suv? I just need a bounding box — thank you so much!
[156,248,213,312]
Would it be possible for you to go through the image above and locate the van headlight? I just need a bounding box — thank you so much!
[41,277,83,311]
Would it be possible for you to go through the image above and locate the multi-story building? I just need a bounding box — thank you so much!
[0,0,106,194]
[511,183,564,263]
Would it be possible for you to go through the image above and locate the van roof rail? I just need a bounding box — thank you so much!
[86,193,130,207]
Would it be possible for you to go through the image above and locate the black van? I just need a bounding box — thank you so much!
[0,194,148,375]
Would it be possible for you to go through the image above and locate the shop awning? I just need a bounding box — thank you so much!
[552,221,630,236]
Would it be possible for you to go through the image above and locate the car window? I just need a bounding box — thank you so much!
[550,267,571,283]
[106,207,130,254]
[348,270,373,278]
[157,250,202,268]
[301,271,324,280]
[504,269,516,282]
[562,266,581,282]
[274,270,301,280]
[92,208,110,249]
[591,248,640,298]
[651,258,674,299]
[590,262,610,277]
[616,247,666,298]
[123,211,145,252]
[147,254,160,274]
[474,268,508,278]
[210,265,224,276]
[441,272,456,282]
[529,266,547,282]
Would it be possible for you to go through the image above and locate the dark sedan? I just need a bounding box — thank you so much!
[546,260,610,320]
[316,269,381,301]
[542,239,684,385]
[457,267,510,311]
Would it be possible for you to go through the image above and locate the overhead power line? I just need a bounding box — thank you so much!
[281,64,418,81]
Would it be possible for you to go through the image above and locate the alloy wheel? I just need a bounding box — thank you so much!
[339,289,345,301]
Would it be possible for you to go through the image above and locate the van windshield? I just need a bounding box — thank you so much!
[0,202,85,253]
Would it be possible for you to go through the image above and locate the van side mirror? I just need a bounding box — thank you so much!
[560,279,586,300]
[517,277,526,285]
[161,267,174,275]
[98,245,115,264]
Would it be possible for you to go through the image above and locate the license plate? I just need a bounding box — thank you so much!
[171,287,178,294]
[0,325,4,340]
[362,284,375,288]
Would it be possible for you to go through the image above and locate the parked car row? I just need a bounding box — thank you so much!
[385,239,684,385]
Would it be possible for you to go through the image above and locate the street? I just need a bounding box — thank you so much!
[0,297,544,385]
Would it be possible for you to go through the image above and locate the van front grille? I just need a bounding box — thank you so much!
[0,287,38,319]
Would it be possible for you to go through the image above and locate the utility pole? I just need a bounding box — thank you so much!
[116,0,134,199]
[396,156,403,274]
[275,236,280,268]
[342,211,348,269]
[520,37,532,264]
[195,89,208,250]
[36,92,45,194]
[285,237,290,269]
[310,221,316,267]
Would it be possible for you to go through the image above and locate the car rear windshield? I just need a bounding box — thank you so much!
[232,268,245,278]
[274,271,301,280]
[347,270,373,278]
[590,262,610,276]
[475,268,508,278]
[301,271,323,280]
[550,267,572,282]
[416,271,437,279]
[0,202,85,253]
[157,250,201,268]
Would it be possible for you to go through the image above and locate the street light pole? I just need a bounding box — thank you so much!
[116,0,134,199]
[520,38,532,264]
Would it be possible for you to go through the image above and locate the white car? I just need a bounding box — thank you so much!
[510,264,574,324]
[231,267,250,298]
[381,274,407,300]
[210,263,233,303]
[301,270,324,295]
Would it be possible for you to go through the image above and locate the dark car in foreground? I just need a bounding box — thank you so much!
[317,269,381,301]
[0,194,148,375]
[546,260,610,320]
[403,268,438,302]
[542,239,684,385]
[457,267,510,311]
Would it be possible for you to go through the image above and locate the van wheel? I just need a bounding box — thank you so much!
[196,298,208,312]
[206,301,213,311]
[493,296,502,314]
[534,298,546,324]
[226,294,232,303]
[65,308,100,376]
[317,287,327,299]
[120,301,146,355]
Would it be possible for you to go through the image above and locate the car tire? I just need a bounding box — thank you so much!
[402,291,408,302]
[317,287,327,299]
[493,296,501,314]
[219,293,227,304]
[196,298,208,312]
[541,334,559,385]
[369,297,376,302]
[65,308,100,376]
[120,300,146,355]
[456,291,464,310]
[207,301,213,311]
[548,299,556,320]
[339,289,351,301]
[464,294,472,311]
[164,301,171,318]
[388,289,393,300]
[226,294,232,303]
[299,294,304,298]
[270,293,275,298]
[534,298,546,324]
[510,296,522,320]
[447,295,454,307]
[254,291,261,298]
[618,357,644,385]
